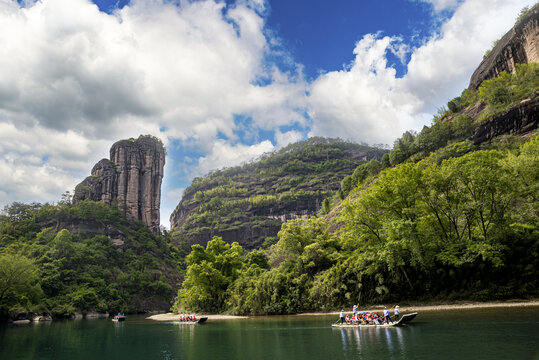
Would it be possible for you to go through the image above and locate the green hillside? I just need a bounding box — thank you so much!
[170,137,388,249]
[173,64,539,315]
[0,200,182,321]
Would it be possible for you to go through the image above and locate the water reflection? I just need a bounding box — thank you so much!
[338,325,407,358]
[113,319,124,336]
[1,309,538,360]
[175,321,196,338]
[32,320,52,327]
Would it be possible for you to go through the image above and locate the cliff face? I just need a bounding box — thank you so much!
[74,135,165,234]
[472,96,539,144]
[468,7,538,90]
[169,138,387,249]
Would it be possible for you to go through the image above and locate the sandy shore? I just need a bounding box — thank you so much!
[147,313,248,321]
[147,300,539,321]
[296,300,539,316]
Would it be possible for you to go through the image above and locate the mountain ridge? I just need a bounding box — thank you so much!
[169,137,388,249]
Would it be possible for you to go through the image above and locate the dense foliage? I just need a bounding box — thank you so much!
[0,200,182,320]
[170,138,387,249]
[338,63,538,199]
[174,136,538,314]
[440,63,538,123]
[173,62,538,314]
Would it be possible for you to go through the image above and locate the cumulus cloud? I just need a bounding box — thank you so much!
[195,139,274,177]
[308,0,534,145]
[0,0,306,138]
[1,0,535,225]
[161,187,185,229]
[275,129,304,148]
[308,34,423,145]
[0,122,110,204]
[419,0,462,12]
[166,187,185,203]
[0,0,306,207]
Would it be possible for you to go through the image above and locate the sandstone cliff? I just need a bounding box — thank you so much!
[74,135,165,234]
[468,6,538,90]
[169,138,387,249]
[472,96,539,144]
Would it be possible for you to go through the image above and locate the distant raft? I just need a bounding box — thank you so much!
[178,317,208,325]
[112,314,126,322]
[332,312,418,328]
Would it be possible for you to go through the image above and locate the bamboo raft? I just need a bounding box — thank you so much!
[332,312,418,328]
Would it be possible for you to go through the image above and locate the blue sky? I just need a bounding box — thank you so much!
[266,0,442,79]
[1,0,535,227]
[91,0,445,78]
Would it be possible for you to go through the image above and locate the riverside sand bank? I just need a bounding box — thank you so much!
[147,313,248,321]
[297,300,539,316]
[147,300,539,321]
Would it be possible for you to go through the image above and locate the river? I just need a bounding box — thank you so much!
[1,307,538,360]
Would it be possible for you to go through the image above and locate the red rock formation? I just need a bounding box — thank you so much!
[74,135,165,234]
[468,7,538,90]
[471,96,539,145]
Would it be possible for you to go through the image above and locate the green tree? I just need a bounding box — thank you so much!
[0,254,41,315]
[174,237,245,312]
[381,153,391,169]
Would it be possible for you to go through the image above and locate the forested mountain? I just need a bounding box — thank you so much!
[0,200,182,321]
[174,135,538,315]
[1,6,537,321]
[169,138,387,249]
[173,8,539,315]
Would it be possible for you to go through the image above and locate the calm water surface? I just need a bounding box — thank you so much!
[1,307,538,360]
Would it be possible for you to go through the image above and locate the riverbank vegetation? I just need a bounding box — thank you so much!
[2,61,537,320]
[338,62,538,201]
[173,63,538,315]
[173,136,538,315]
[0,200,182,321]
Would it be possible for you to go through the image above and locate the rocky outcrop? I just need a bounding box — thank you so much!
[472,96,539,144]
[169,138,388,249]
[468,7,538,90]
[57,219,128,247]
[74,135,165,234]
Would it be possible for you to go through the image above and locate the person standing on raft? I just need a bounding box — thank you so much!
[340,310,345,324]
[394,305,400,321]
[383,307,392,324]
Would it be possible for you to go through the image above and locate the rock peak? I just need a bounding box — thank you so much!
[468,6,538,90]
[74,135,165,234]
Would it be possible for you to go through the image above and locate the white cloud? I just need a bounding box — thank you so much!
[308,34,424,144]
[0,0,306,210]
[420,0,461,12]
[161,187,185,229]
[308,0,535,145]
[196,139,274,177]
[1,0,535,226]
[0,122,111,204]
[406,0,532,109]
[275,129,304,149]
[166,187,185,202]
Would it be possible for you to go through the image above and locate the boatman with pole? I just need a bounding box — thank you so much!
[340,309,345,324]
[353,305,358,316]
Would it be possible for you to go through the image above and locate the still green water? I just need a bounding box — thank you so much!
[1,307,538,360]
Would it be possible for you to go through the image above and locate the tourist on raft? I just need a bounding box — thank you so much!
[383,307,392,324]
[394,305,400,321]
[340,310,345,324]
[179,314,196,322]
